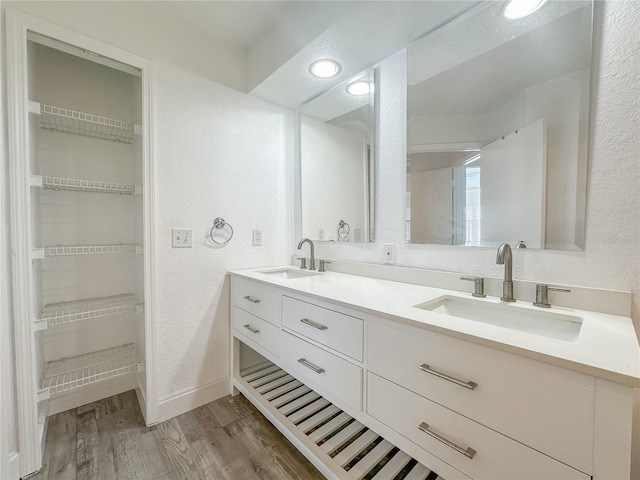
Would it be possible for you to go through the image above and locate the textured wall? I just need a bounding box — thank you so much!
[313,2,640,474]
[154,63,291,400]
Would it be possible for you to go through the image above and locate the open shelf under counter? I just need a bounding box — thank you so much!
[31,174,141,195]
[35,294,142,331]
[39,343,140,399]
[29,101,141,143]
[32,244,142,259]
[236,361,443,480]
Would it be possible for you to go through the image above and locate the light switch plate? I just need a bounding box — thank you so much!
[172,229,192,248]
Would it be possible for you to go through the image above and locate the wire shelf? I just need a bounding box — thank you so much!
[40,175,136,195]
[38,103,135,143]
[41,344,137,396]
[37,294,140,328]
[43,244,139,257]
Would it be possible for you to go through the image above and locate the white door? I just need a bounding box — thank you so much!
[410,167,453,244]
[480,119,546,248]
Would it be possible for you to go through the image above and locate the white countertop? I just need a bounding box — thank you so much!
[230,266,640,387]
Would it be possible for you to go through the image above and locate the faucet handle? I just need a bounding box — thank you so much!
[534,284,570,308]
[297,257,307,270]
[318,260,331,272]
[460,276,486,298]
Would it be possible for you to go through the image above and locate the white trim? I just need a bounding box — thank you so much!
[6,9,42,476]
[408,142,485,154]
[141,61,159,425]
[7,453,20,480]
[5,9,158,475]
[155,377,231,424]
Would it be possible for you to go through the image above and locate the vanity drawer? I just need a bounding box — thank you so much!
[231,277,281,326]
[367,373,589,480]
[232,307,280,357]
[280,331,362,411]
[367,320,594,471]
[282,296,363,361]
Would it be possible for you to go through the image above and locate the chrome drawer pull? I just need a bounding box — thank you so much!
[243,324,260,334]
[300,318,328,330]
[419,364,478,390]
[297,358,325,374]
[243,295,260,304]
[418,422,476,459]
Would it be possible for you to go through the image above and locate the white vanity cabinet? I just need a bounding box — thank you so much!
[229,272,636,480]
[367,320,595,473]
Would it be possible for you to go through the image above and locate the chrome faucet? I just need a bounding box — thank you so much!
[496,243,515,302]
[297,238,316,271]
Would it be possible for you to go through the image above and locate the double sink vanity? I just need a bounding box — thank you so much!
[229,264,639,480]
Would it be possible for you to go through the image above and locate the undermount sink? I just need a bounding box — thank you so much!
[258,268,321,280]
[415,296,582,341]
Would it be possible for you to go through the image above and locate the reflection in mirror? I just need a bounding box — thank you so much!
[406,0,592,250]
[300,69,375,243]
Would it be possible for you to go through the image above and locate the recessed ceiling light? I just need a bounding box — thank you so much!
[309,59,341,78]
[503,0,547,19]
[346,81,372,96]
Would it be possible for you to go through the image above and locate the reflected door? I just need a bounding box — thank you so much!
[480,119,547,248]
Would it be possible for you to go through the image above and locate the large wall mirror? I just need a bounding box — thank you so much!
[300,69,375,243]
[407,0,592,250]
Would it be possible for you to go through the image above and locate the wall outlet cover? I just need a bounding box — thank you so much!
[384,243,395,264]
[172,228,192,248]
[252,229,263,246]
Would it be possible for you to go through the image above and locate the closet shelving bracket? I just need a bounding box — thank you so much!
[32,244,142,259]
[29,100,141,144]
[39,343,137,397]
[30,174,141,195]
[35,294,142,330]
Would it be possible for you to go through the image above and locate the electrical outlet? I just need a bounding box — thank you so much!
[384,243,395,264]
[172,229,192,248]
[252,229,263,246]
[318,229,324,241]
[354,227,362,242]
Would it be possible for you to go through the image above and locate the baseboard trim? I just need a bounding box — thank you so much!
[8,452,19,480]
[156,377,230,423]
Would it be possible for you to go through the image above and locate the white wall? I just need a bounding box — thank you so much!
[1,2,293,427]
[301,115,366,242]
[314,3,640,475]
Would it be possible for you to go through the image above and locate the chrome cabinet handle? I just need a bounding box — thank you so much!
[243,295,260,304]
[300,318,328,330]
[419,364,478,390]
[297,358,325,374]
[418,422,476,459]
[243,324,259,334]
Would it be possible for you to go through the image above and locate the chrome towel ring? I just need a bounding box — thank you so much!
[338,220,350,241]
[210,217,233,245]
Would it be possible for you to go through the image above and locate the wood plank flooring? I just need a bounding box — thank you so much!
[32,390,325,480]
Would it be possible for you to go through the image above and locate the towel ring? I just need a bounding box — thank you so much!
[210,217,233,245]
[337,220,350,240]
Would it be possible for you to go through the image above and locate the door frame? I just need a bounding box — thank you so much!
[5,9,158,476]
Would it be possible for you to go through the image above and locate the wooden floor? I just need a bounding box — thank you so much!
[32,390,325,480]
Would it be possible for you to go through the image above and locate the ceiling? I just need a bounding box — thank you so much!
[149,1,477,109]
[149,1,290,50]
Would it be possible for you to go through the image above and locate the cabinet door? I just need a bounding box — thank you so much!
[231,277,281,325]
[368,373,589,480]
[368,320,595,472]
[280,331,362,411]
[282,295,363,361]
[232,307,280,357]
